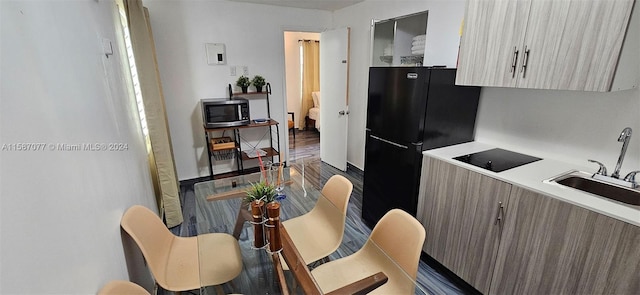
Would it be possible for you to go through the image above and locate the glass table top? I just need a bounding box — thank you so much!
[194,162,428,295]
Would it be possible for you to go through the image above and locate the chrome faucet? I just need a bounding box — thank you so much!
[624,171,640,187]
[587,127,638,189]
[588,159,608,176]
[611,127,632,179]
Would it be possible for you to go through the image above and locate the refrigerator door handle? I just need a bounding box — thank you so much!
[411,142,423,146]
[370,135,408,149]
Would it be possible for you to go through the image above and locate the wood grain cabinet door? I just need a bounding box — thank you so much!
[517,0,635,91]
[490,186,640,294]
[417,157,512,294]
[455,0,531,87]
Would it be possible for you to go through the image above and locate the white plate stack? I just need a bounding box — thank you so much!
[383,44,393,56]
[411,35,426,55]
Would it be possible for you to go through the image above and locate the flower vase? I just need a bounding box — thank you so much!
[269,162,286,200]
[250,200,266,248]
[241,86,248,93]
[256,86,263,93]
[266,201,282,253]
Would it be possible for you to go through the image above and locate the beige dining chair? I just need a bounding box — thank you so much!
[121,205,243,292]
[310,209,426,294]
[98,280,150,295]
[282,175,353,268]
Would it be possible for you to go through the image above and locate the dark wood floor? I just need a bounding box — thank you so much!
[288,129,320,163]
[174,129,475,295]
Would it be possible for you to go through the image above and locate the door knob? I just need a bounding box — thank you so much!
[339,110,346,115]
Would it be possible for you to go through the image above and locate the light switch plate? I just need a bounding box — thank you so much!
[205,43,226,65]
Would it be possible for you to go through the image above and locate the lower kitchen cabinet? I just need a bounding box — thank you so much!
[491,186,640,294]
[417,157,511,294]
[418,155,640,294]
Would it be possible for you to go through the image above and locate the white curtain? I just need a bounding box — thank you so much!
[299,40,320,129]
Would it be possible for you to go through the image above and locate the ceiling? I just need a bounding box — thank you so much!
[227,0,365,11]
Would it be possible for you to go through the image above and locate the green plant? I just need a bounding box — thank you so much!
[236,75,251,88]
[251,75,266,88]
[245,181,276,203]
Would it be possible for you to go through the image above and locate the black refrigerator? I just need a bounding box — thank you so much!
[362,67,481,227]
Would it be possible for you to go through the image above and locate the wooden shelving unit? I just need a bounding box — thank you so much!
[229,83,273,118]
[204,83,280,179]
[241,147,279,161]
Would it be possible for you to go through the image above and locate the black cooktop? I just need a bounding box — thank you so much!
[453,148,542,173]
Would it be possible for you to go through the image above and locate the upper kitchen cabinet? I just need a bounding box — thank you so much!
[371,11,428,67]
[455,0,531,87]
[456,0,637,92]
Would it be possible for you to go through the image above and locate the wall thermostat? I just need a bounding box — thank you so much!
[205,43,226,65]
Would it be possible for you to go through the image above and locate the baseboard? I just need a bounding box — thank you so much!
[179,176,211,188]
[182,163,358,188]
[346,162,364,177]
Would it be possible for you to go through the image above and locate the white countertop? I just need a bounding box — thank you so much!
[423,141,640,227]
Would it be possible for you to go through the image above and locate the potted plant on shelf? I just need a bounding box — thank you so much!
[236,75,251,93]
[251,75,266,93]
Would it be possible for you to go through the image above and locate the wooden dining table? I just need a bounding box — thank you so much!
[194,162,424,294]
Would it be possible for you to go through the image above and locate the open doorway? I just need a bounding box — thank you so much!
[283,31,321,162]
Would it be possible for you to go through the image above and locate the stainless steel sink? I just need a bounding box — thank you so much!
[546,171,640,205]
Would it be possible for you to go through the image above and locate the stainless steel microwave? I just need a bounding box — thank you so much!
[201,98,250,128]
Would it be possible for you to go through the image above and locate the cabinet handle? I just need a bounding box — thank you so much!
[494,201,504,225]
[521,46,530,78]
[510,47,519,77]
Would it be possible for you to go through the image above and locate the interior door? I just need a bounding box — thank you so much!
[320,27,350,171]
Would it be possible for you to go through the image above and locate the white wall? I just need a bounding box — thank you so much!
[0,0,157,293]
[143,0,639,180]
[144,0,331,180]
[476,87,640,174]
[333,0,467,169]
[284,31,320,129]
